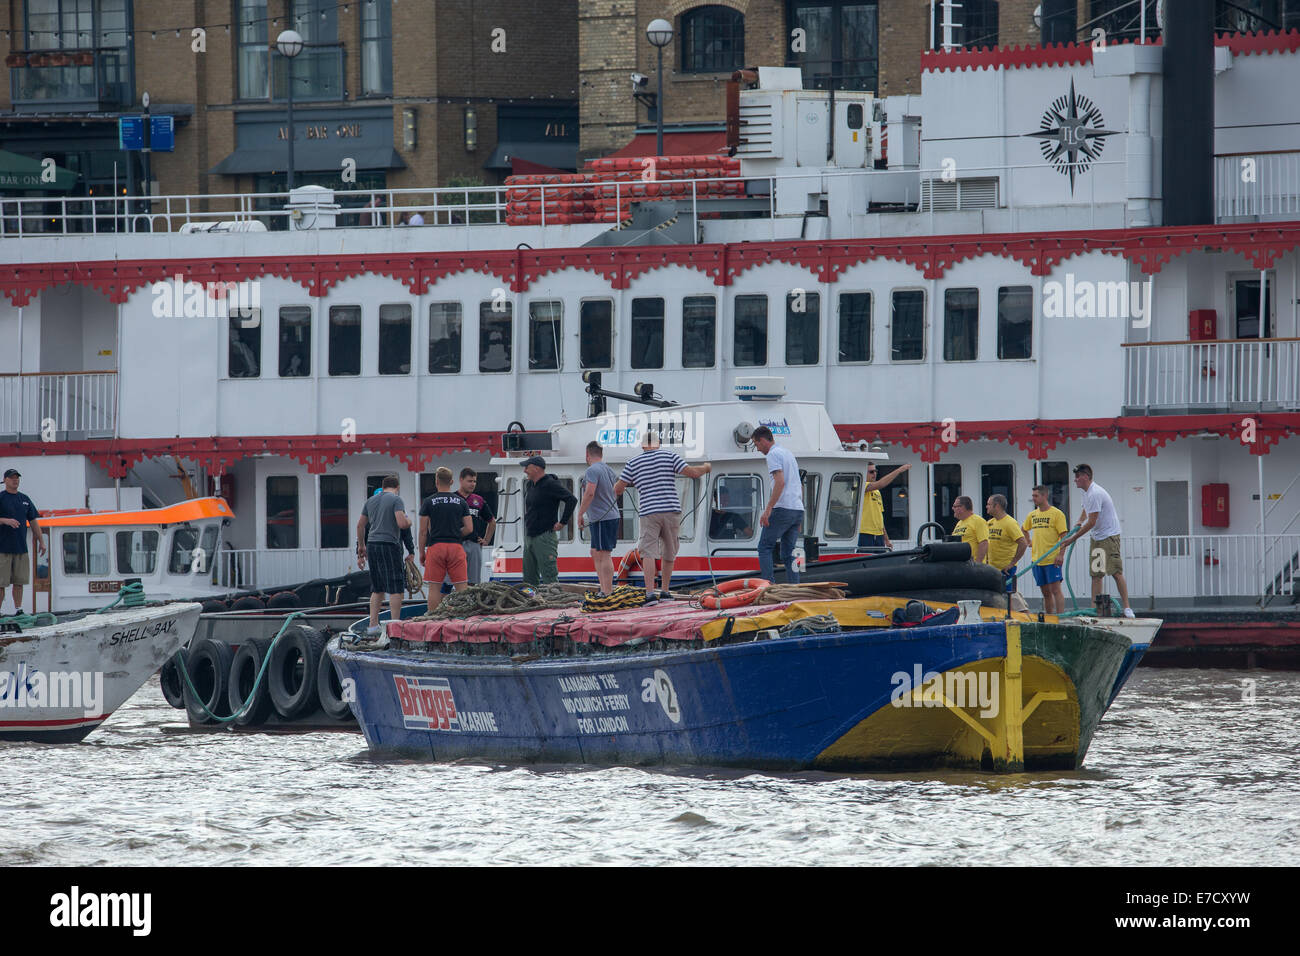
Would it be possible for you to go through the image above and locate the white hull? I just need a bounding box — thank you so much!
[0,603,201,743]
[1068,615,1162,651]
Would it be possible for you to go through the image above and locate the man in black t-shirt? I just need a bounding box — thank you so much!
[1,469,45,615]
[418,467,473,611]
[456,467,496,585]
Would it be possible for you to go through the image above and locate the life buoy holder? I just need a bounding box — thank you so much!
[699,578,771,610]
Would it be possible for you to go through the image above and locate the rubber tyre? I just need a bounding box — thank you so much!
[227,637,274,726]
[231,596,265,611]
[267,590,302,609]
[316,647,353,720]
[835,561,1005,597]
[200,599,227,614]
[183,638,234,724]
[268,624,327,719]
[159,654,186,709]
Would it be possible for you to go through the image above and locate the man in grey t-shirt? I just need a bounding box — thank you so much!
[356,474,412,640]
[575,441,620,594]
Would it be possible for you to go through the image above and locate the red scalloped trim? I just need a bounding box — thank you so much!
[922,42,1094,74]
[1220,29,1300,57]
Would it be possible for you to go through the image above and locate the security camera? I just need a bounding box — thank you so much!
[631,73,649,88]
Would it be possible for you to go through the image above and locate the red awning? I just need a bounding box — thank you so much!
[604,131,728,159]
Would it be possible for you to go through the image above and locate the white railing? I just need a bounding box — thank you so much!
[0,371,116,437]
[1016,533,1300,607]
[215,548,358,591]
[1215,151,1300,220]
[1124,339,1300,411]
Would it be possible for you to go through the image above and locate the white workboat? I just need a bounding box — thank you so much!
[0,603,202,743]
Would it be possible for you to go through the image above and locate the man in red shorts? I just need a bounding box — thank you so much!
[418,466,473,611]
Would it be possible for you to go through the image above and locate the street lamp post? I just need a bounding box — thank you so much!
[646,18,673,157]
[275,30,304,191]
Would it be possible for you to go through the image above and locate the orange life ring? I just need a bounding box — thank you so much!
[616,549,642,582]
[699,578,771,610]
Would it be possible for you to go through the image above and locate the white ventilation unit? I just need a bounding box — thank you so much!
[920,177,1000,211]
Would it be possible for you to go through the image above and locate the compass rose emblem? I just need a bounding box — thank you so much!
[1028,79,1117,191]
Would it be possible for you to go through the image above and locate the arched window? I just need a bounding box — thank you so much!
[681,5,745,73]
[932,0,999,50]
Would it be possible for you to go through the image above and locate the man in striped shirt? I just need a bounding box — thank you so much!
[614,430,712,600]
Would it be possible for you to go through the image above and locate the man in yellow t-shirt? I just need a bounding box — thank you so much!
[984,493,1027,593]
[857,462,911,551]
[1022,485,1069,615]
[951,496,989,563]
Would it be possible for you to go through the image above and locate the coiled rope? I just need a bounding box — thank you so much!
[2,580,145,632]
[414,582,582,620]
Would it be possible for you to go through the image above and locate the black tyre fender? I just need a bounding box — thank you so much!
[268,624,327,719]
[200,599,227,614]
[159,653,186,709]
[183,638,234,724]
[227,637,275,726]
[316,648,353,720]
[231,596,265,611]
[267,590,302,609]
[836,561,1005,598]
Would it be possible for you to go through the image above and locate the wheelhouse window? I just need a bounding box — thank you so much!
[683,295,717,368]
[997,285,1033,360]
[228,311,261,378]
[580,299,613,369]
[428,302,462,373]
[631,297,665,370]
[328,306,361,376]
[824,473,862,539]
[890,289,925,362]
[479,301,513,373]
[709,475,762,541]
[320,475,349,549]
[681,5,745,73]
[785,291,820,365]
[734,294,768,367]
[787,0,878,92]
[943,288,978,362]
[933,0,999,49]
[237,0,270,99]
[266,476,300,549]
[528,300,563,371]
[883,468,910,542]
[801,471,822,537]
[378,304,412,375]
[167,527,201,574]
[62,531,109,575]
[838,292,871,363]
[279,306,311,377]
[115,530,159,575]
[360,0,393,95]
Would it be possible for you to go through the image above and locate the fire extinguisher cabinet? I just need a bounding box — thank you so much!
[1201,483,1230,527]
[1189,309,1217,340]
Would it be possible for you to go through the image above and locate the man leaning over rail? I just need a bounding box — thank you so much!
[1060,464,1135,618]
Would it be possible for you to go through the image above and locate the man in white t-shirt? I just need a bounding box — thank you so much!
[1060,463,1134,617]
[753,425,804,583]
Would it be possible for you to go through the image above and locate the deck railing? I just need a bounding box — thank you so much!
[215,548,358,592]
[1123,339,1300,412]
[1215,151,1300,220]
[0,371,116,438]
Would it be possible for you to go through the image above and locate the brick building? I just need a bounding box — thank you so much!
[578,0,1300,159]
[0,0,578,226]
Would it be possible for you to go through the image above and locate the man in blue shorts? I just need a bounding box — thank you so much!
[575,441,620,594]
[1022,485,1068,615]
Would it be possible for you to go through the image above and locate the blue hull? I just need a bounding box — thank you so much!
[330,620,1135,772]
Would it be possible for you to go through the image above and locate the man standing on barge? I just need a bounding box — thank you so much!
[521,456,578,587]
[1060,464,1134,618]
[0,468,45,615]
[753,425,803,584]
[357,475,413,641]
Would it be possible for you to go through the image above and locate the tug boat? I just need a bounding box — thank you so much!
[329,595,1143,772]
[0,602,201,743]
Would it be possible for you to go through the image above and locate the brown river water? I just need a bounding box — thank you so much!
[2,667,1297,866]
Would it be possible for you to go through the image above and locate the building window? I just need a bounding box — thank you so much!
[328,305,361,376]
[279,306,311,377]
[631,298,665,370]
[787,1,878,92]
[825,473,862,539]
[943,288,978,362]
[378,304,412,375]
[479,301,513,373]
[579,300,613,369]
[734,294,768,367]
[1040,461,1070,516]
[681,5,745,73]
[997,285,1033,360]
[683,295,717,368]
[62,531,109,575]
[360,0,393,95]
[785,291,820,366]
[890,289,925,362]
[237,0,270,100]
[228,313,261,378]
[266,476,300,549]
[115,530,159,575]
[275,0,342,101]
[838,292,871,363]
[933,0,999,49]
[428,302,462,373]
[528,300,563,371]
[883,468,910,542]
[320,475,348,549]
[932,463,961,535]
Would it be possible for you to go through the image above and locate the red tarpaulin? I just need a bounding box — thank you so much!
[604,131,729,160]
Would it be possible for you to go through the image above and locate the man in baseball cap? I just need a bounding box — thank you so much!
[520,456,576,586]
[1,468,45,614]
